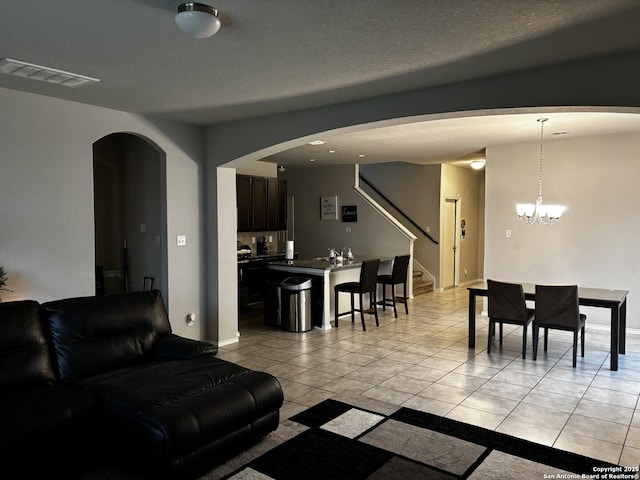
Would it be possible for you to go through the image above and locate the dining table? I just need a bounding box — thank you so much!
[467,282,628,371]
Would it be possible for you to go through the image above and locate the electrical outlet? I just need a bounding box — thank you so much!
[268,235,273,242]
[251,237,256,244]
[177,235,186,246]
[505,230,512,238]
[345,227,352,233]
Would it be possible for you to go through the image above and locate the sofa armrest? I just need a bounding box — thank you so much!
[152,333,217,359]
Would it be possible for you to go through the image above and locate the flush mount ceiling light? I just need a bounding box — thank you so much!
[0,58,100,88]
[470,159,486,170]
[307,140,326,146]
[175,3,221,39]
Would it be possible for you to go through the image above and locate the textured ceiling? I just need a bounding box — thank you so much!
[1,0,639,166]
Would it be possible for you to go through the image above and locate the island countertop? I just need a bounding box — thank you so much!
[267,255,391,273]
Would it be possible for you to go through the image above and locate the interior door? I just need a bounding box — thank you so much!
[443,198,459,289]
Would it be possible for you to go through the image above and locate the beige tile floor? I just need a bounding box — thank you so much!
[219,287,640,467]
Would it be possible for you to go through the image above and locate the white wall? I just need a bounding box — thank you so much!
[0,87,205,340]
[485,132,640,327]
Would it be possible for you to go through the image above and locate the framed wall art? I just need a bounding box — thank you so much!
[320,196,338,220]
[342,205,357,222]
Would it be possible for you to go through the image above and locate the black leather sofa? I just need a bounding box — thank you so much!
[0,290,284,479]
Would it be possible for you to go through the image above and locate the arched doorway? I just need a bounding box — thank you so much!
[93,133,168,302]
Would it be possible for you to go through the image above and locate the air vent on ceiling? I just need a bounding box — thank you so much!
[0,58,100,88]
[552,130,570,136]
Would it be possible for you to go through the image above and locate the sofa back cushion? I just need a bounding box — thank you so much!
[42,290,172,382]
[0,300,56,393]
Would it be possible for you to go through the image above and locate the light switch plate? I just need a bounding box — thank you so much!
[177,235,186,246]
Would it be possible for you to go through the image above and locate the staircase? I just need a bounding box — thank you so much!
[413,269,434,297]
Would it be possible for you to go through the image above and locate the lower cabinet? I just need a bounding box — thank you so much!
[238,255,286,307]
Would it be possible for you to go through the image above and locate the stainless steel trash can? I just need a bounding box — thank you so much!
[280,277,312,332]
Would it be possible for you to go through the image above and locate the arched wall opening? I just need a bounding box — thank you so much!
[205,49,640,345]
[93,132,169,305]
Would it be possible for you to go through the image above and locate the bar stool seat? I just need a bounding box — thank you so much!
[334,258,380,331]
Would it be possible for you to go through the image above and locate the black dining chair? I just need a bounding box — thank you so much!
[377,255,410,318]
[487,279,535,359]
[334,258,380,331]
[533,284,586,368]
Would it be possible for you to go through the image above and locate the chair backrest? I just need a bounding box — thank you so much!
[391,255,411,284]
[360,258,381,292]
[487,279,529,321]
[535,284,580,327]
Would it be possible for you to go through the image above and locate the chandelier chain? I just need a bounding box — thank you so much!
[537,117,547,198]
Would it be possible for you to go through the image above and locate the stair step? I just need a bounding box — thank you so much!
[413,279,434,296]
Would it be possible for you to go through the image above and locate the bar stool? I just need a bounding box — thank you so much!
[377,255,410,317]
[334,258,380,331]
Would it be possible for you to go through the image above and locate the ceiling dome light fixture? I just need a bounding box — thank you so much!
[470,159,486,170]
[175,3,221,39]
[515,118,565,225]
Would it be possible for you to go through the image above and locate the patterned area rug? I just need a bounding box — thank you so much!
[219,399,634,480]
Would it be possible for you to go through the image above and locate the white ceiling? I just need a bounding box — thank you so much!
[1,1,639,167]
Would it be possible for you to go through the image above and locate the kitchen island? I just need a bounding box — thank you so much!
[267,255,392,329]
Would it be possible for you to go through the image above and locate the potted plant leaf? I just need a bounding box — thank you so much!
[0,266,12,301]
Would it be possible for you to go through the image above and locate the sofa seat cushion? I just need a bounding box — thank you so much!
[0,384,96,446]
[75,356,284,461]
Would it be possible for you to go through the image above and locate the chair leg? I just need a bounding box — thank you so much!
[381,284,386,311]
[403,282,408,314]
[334,289,339,328]
[581,325,585,357]
[544,327,548,351]
[522,324,527,359]
[359,292,366,331]
[499,323,503,346]
[350,293,355,323]
[532,325,538,360]
[487,320,493,354]
[391,284,398,318]
[372,291,379,327]
[572,329,578,368]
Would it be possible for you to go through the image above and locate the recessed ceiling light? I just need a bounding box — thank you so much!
[328,150,337,154]
[309,158,317,162]
[308,140,326,146]
[358,154,366,158]
[0,58,100,88]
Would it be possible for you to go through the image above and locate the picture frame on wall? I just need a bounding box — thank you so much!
[342,205,357,222]
[320,196,338,220]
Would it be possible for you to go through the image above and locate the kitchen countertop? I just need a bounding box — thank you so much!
[268,255,391,272]
[237,252,289,264]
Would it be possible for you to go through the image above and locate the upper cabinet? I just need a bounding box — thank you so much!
[237,175,287,232]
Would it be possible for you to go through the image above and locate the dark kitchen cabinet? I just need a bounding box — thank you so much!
[236,175,287,232]
[252,177,268,230]
[236,175,252,231]
[277,179,287,229]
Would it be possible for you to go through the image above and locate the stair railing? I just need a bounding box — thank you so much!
[359,174,439,245]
